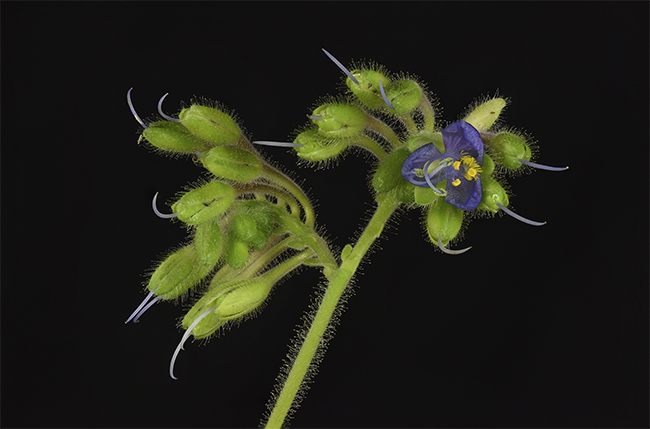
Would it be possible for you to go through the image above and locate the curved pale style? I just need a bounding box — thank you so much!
[157,93,181,122]
[378,78,394,109]
[322,48,360,85]
[127,88,148,129]
[496,203,546,226]
[152,193,178,219]
[518,159,568,171]
[169,308,215,380]
[438,236,471,255]
[253,141,304,148]
[125,285,158,324]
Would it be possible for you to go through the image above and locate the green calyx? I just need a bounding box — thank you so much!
[172,181,236,225]
[201,145,263,182]
[147,245,212,300]
[142,121,213,154]
[371,147,414,203]
[194,218,223,267]
[179,104,242,146]
[293,128,350,162]
[385,80,422,114]
[488,132,532,169]
[478,176,509,213]
[214,278,273,320]
[346,69,391,110]
[425,200,464,247]
[406,131,444,153]
[312,103,366,138]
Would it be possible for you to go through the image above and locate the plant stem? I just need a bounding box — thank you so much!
[264,191,401,428]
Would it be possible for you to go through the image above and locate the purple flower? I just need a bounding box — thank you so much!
[401,121,484,210]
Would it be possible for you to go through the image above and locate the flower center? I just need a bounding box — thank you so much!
[452,154,482,183]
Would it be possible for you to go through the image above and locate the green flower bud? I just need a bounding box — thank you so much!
[414,186,439,206]
[346,69,392,109]
[385,80,422,114]
[232,212,267,250]
[478,176,509,213]
[371,147,413,203]
[426,200,464,247]
[488,132,532,169]
[179,104,241,146]
[225,234,250,270]
[482,154,496,176]
[293,128,349,162]
[463,97,506,132]
[312,103,366,138]
[194,218,223,267]
[142,121,213,154]
[148,245,211,300]
[406,131,444,153]
[201,145,263,182]
[214,278,273,320]
[172,181,236,225]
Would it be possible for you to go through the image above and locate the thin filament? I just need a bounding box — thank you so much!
[152,193,178,219]
[127,88,148,129]
[125,285,158,324]
[157,93,181,122]
[169,308,215,380]
[423,160,450,195]
[379,78,394,109]
[322,48,360,85]
[253,141,304,148]
[438,236,471,255]
[518,159,569,171]
[496,202,546,226]
[133,296,160,323]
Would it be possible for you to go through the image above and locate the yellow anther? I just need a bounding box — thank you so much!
[452,178,461,186]
[413,168,424,178]
[453,161,461,170]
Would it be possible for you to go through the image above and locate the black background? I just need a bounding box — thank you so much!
[3,2,648,428]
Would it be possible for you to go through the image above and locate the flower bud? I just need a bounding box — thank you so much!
[232,212,266,250]
[201,145,263,182]
[214,278,273,320]
[406,131,444,153]
[426,200,464,247]
[225,234,250,270]
[148,245,211,300]
[194,218,223,267]
[482,154,496,176]
[312,103,366,138]
[488,132,532,169]
[346,69,392,110]
[477,176,509,213]
[172,181,236,225]
[179,104,241,146]
[385,80,422,114]
[142,121,213,154]
[463,97,506,132]
[293,128,349,162]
